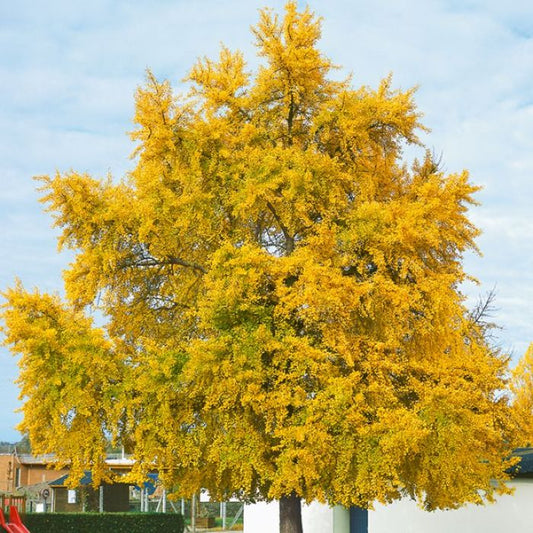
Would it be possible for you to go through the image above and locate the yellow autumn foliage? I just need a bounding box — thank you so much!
[1,0,521,513]
[512,343,533,446]
[1,282,121,487]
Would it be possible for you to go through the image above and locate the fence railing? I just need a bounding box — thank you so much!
[0,494,26,514]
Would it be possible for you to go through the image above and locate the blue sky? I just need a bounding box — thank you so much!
[1,0,532,441]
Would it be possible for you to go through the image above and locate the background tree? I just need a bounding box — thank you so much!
[512,343,533,446]
[1,3,520,532]
[0,435,31,454]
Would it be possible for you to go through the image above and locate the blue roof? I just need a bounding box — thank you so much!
[510,448,533,476]
[49,471,159,494]
[50,471,93,486]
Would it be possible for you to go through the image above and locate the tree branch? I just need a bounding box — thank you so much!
[122,255,207,275]
[265,200,294,255]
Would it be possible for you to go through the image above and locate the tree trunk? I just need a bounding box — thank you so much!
[279,493,303,533]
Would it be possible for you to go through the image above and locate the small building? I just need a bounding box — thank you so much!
[244,448,533,533]
[48,470,162,513]
[49,472,130,513]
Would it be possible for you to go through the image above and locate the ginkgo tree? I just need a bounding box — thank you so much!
[1,3,523,533]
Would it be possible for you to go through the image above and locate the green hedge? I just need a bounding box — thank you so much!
[22,512,184,533]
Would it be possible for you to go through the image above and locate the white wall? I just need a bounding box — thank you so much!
[243,500,278,532]
[369,479,533,533]
[244,501,349,533]
[244,480,533,533]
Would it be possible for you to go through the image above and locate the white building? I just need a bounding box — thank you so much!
[244,449,533,533]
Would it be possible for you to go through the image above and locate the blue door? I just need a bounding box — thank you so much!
[349,507,368,533]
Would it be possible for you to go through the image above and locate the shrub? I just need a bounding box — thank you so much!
[22,512,184,533]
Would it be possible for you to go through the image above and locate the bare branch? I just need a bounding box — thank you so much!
[265,200,294,255]
[120,254,206,275]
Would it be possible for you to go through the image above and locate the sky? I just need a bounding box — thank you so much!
[0,0,532,442]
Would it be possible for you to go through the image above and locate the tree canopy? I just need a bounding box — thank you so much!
[1,2,522,530]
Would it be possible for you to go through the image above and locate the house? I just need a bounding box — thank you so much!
[49,471,130,513]
[0,451,137,513]
[0,452,69,493]
[244,448,533,533]
[48,470,161,513]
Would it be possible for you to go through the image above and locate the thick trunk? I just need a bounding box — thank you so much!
[279,493,303,533]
